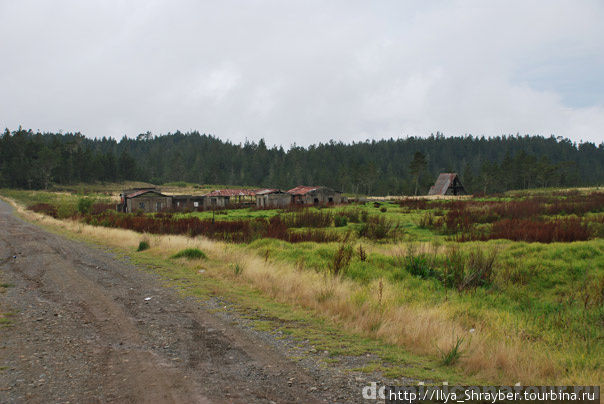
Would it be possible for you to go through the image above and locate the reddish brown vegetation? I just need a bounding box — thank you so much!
[455,218,593,243]
[488,218,591,242]
[81,211,339,243]
[421,192,603,242]
[28,203,58,218]
[395,199,429,210]
[282,209,333,227]
[90,203,115,215]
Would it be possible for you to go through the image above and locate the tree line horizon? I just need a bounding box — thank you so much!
[1,127,602,195]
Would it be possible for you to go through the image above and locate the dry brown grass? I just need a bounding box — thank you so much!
[3,196,586,385]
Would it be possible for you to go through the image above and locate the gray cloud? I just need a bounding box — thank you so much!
[1,0,603,145]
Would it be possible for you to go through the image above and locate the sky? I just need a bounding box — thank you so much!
[1,0,603,146]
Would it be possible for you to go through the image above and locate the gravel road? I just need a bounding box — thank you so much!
[0,200,373,403]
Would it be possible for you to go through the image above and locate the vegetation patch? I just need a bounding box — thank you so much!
[171,248,207,260]
[3,186,604,385]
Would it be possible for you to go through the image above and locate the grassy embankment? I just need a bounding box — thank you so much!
[1,187,602,385]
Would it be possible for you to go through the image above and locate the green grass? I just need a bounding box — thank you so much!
[171,248,208,260]
[174,208,282,221]
[439,336,466,366]
[2,186,602,384]
[124,250,475,384]
[0,188,113,218]
[245,236,604,379]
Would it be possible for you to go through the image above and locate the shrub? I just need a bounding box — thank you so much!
[380,206,387,213]
[358,216,396,240]
[233,263,243,276]
[328,244,353,276]
[358,244,367,262]
[444,248,496,291]
[77,197,94,215]
[339,208,363,223]
[137,240,150,251]
[418,212,438,229]
[360,209,369,223]
[405,254,438,280]
[460,249,496,290]
[439,336,465,366]
[334,215,348,227]
[171,248,207,260]
[282,209,333,228]
[90,202,115,215]
[443,208,473,234]
[28,203,58,218]
[579,274,604,310]
[443,248,465,289]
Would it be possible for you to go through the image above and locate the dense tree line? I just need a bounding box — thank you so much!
[1,128,602,195]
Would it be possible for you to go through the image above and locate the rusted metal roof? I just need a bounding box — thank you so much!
[287,185,319,195]
[428,173,458,196]
[171,195,205,200]
[255,188,283,195]
[204,189,258,197]
[125,189,167,198]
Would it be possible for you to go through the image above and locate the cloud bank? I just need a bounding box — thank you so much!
[1,0,603,145]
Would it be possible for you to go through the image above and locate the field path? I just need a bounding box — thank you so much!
[0,200,352,403]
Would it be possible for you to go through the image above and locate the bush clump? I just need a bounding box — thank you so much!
[77,197,94,215]
[328,243,353,276]
[358,216,397,240]
[28,203,58,218]
[282,209,333,228]
[171,248,207,260]
[444,248,496,291]
[137,240,150,251]
[334,215,348,227]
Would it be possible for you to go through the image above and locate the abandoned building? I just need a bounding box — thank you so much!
[287,186,344,205]
[204,189,258,208]
[428,173,467,196]
[116,185,349,213]
[118,188,173,213]
[255,189,292,208]
[172,195,206,210]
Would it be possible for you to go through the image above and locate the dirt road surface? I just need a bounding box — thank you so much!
[0,201,368,403]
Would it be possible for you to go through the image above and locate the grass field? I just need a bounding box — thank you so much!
[1,184,602,385]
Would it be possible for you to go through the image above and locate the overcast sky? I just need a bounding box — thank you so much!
[1,0,603,146]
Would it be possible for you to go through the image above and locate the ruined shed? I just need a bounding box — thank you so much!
[172,195,206,211]
[287,186,343,205]
[428,173,466,196]
[119,189,172,213]
[204,189,258,208]
[255,189,292,208]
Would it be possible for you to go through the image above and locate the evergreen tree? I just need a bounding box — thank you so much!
[409,152,427,196]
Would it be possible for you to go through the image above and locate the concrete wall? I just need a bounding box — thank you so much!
[292,188,343,205]
[173,197,205,210]
[256,193,292,208]
[203,196,229,209]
